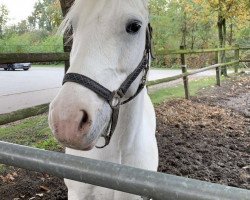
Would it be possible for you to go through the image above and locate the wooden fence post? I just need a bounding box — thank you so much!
[215,50,221,86]
[180,46,190,99]
[220,48,227,76]
[234,44,240,73]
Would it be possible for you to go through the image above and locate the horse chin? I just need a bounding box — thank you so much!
[70,142,96,151]
[57,137,97,151]
[56,121,109,151]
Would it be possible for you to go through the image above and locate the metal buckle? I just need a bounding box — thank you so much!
[109,90,122,109]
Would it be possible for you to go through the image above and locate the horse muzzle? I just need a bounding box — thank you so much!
[48,84,111,151]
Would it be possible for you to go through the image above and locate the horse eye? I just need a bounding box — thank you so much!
[126,21,142,34]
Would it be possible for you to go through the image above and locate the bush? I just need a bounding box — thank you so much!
[0,31,63,53]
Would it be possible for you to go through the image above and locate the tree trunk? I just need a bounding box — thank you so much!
[191,27,196,49]
[191,36,195,49]
[228,20,233,46]
[181,11,187,48]
[218,16,224,47]
[0,27,2,39]
[218,13,227,76]
[222,18,226,47]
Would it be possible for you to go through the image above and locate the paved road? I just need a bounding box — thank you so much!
[0,66,230,114]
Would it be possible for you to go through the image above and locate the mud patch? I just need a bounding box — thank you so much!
[224,92,250,117]
[195,75,250,117]
[0,169,67,200]
[156,99,250,189]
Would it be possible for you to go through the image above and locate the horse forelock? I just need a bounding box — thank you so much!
[59,0,149,35]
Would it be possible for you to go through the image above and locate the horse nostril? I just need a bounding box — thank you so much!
[79,110,89,131]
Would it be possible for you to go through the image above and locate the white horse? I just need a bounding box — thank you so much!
[48,0,158,199]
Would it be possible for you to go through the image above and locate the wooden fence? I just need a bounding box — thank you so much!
[148,46,250,99]
[0,46,249,99]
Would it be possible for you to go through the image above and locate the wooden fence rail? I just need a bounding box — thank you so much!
[147,61,238,87]
[0,53,69,64]
[240,47,250,50]
[240,59,250,62]
[156,47,239,55]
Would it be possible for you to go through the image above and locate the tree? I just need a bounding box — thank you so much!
[30,0,62,31]
[27,15,36,30]
[190,0,250,74]
[214,0,249,74]
[191,0,250,46]
[149,0,168,15]
[0,4,9,38]
[16,20,29,34]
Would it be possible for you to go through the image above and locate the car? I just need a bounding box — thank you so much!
[0,63,31,71]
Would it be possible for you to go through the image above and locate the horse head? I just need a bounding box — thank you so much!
[49,0,150,151]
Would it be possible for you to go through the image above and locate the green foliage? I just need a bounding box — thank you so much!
[30,0,62,31]
[149,0,250,50]
[34,137,62,151]
[148,0,250,68]
[236,21,250,47]
[0,31,63,53]
[0,164,6,173]
[0,0,63,53]
[0,4,8,37]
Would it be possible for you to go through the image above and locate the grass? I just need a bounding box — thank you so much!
[34,137,62,151]
[0,164,6,173]
[149,76,225,105]
[0,114,61,151]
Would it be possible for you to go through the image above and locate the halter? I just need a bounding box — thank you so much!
[62,24,154,148]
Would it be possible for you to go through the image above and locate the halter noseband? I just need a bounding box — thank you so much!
[62,24,154,148]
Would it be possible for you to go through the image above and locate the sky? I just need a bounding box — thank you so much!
[0,0,36,25]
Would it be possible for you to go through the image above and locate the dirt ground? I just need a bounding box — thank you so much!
[156,75,250,189]
[0,74,249,200]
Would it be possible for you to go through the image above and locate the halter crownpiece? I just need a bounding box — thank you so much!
[63,23,154,148]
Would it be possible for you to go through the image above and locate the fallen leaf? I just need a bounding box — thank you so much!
[36,193,44,197]
[40,185,50,192]
[0,174,15,182]
[12,172,18,177]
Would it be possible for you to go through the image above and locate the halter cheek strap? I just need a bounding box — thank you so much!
[62,24,154,148]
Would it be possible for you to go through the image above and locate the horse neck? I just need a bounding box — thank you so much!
[114,88,147,147]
